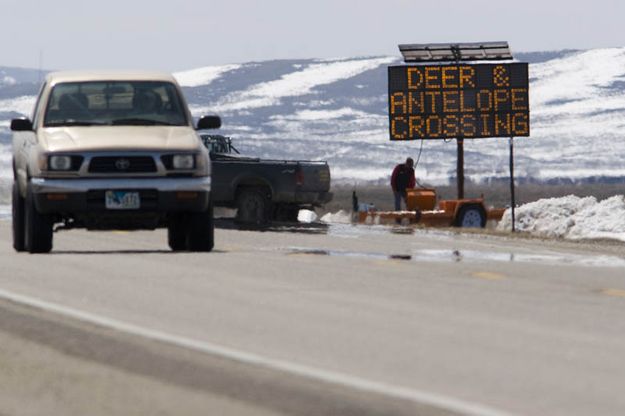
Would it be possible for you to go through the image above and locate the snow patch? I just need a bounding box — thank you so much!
[498,195,625,242]
[0,95,37,116]
[0,149,12,178]
[297,209,318,223]
[321,210,353,224]
[331,166,392,182]
[1,76,16,86]
[0,205,9,220]
[531,48,625,110]
[214,57,396,111]
[174,64,241,87]
[271,107,371,121]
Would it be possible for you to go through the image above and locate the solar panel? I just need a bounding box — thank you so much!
[398,42,513,62]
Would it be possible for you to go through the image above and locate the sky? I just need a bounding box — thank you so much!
[2,0,624,72]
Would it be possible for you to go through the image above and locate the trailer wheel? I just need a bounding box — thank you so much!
[455,205,486,228]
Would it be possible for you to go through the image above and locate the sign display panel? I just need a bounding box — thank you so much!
[388,63,529,140]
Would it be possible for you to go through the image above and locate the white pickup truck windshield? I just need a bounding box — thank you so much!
[44,81,188,127]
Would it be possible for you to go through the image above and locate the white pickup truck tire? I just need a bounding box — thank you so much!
[24,184,54,253]
[167,200,214,252]
[187,200,214,252]
[12,184,26,252]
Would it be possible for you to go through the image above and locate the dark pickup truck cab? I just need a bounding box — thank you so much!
[201,134,332,223]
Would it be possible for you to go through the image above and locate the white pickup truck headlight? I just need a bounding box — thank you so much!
[172,154,195,170]
[49,155,73,170]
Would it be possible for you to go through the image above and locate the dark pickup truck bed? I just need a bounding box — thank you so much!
[202,135,332,223]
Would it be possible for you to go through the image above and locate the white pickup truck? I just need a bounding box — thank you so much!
[11,71,221,253]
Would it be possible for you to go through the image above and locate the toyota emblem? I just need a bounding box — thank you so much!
[115,158,131,171]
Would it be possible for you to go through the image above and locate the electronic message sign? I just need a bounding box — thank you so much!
[388,63,529,140]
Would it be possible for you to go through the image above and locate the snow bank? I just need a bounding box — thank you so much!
[321,210,352,224]
[497,195,625,242]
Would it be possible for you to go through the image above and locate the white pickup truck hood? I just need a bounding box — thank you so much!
[40,126,202,153]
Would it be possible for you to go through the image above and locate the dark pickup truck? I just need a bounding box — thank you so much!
[201,134,332,223]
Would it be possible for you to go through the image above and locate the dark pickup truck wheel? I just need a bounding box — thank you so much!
[273,204,300,222]
[236,188,270,225]
[24,185,53,253]
[12,184,26,252]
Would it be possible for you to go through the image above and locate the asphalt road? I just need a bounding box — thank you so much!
[1,220,625,416]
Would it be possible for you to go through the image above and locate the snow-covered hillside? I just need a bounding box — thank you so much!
[1,48,625,189]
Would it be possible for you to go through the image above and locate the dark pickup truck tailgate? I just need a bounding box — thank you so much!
[298,162,331,193]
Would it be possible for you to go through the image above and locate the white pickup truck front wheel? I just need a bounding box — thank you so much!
[167,216,187,251]
[187,205,215,252]
[24,185,53,253]
[167,200,214,252]
[12,184,26,252]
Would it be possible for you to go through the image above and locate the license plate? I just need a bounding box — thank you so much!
[105,191,140,209]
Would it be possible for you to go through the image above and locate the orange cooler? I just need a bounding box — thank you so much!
[406,188,437,211]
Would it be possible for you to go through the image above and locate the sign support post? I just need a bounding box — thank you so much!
[457,139,464,199]
[451,46,465,200]
[509,136,516,232]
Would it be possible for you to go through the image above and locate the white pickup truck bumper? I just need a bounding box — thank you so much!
[30,176,212,214]
[30,176,211,194]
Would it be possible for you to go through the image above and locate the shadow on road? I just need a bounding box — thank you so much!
[49,249,228,255]
[215,219,329,234]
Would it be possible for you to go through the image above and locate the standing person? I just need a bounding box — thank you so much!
[391,157,416,211]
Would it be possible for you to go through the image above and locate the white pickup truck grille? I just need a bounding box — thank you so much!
[88,156,157,173]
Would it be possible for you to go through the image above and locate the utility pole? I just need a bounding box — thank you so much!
[457,139,464,199]
[451,45,465,200]
[509,136,516,232]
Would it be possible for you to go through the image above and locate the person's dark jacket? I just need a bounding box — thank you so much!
[391,163,416,192]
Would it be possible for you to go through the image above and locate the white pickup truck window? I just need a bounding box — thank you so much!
[44,81,188,127]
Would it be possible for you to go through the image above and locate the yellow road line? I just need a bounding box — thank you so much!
[601,288,625,298]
